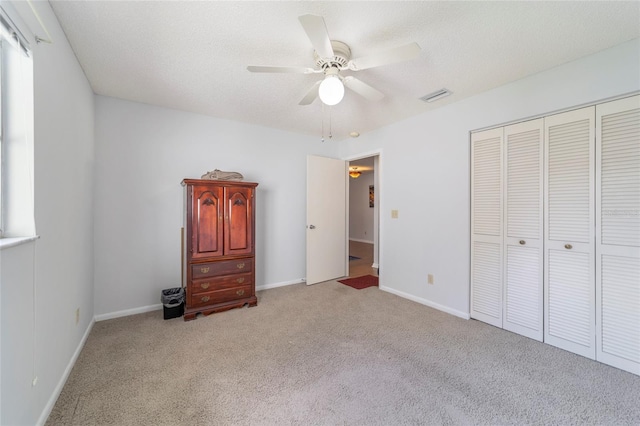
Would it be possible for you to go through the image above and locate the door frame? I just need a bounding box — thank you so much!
[343,149,382,283]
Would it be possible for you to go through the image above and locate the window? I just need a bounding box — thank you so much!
[0,7,34,240]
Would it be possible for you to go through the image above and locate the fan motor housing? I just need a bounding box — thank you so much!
[314,40,351,69]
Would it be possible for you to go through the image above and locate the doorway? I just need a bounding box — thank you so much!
[348,155,379,278]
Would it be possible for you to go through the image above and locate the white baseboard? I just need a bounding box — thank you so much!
[95,280,306,321]
[349,238,374,244]
[37,318,95,426]
[379,285,470,320]
[256,278,305,291]
[94,304,162,322]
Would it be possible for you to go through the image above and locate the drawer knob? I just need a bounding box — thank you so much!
[237,263,245,269]
[201,296,210,303]
[200,282,210,289]
[236,277,245,284]
[565,244,573,250]
[236,289,245,296]
[200,267,210,274]
[519,240,526,245]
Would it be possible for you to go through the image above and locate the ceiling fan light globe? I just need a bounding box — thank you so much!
[318,75,344,106]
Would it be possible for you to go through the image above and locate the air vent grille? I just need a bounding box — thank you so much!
[420,89,452,103]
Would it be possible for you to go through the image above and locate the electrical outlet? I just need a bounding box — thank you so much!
[391,210,399,219]
[428,274,434,285]
[75,308,80,325]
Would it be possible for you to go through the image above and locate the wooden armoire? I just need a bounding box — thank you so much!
[182,179,258,320]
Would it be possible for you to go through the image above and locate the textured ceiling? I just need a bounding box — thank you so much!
[49,1,640,140]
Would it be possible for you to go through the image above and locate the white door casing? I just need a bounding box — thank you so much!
[306,155,347,285]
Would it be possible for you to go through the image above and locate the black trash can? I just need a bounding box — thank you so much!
[161,287,185,320]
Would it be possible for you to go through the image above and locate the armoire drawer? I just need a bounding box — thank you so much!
[190,273,254,294]
[189,285,253,307]
[191,258,252,278]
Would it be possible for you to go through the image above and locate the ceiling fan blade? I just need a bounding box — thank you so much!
[298,14,334,59]
[348,42,421,71]
[343,76,384,102]
[299,81,321,105]
[247,65,317,74]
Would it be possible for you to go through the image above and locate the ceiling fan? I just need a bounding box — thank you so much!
[247,14,421,106]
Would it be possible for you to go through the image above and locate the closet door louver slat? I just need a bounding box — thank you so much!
[596,95,640,375]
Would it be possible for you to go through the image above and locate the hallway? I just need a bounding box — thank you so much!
[348,240,377,278]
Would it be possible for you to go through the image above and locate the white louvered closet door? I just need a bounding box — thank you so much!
[596,95,640,375]
[471,128,503,327]
[544,107,596,359]
[503,120,544,341]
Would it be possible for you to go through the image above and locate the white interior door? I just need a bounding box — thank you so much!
[306,155,347,285]
[544,106,596,359]
[503,119,544,341]
[471,128,504,327]
[595,95,640,375]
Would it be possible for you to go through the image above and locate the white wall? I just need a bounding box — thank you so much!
[349,173,374,243]
[0,1,95,425]
[339,38,640,318]
[93,96,337,316]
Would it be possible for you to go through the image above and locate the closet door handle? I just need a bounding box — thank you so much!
[564,244,573,250]
[519,240,526,245]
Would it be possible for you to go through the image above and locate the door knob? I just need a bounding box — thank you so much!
[309,225,316,229]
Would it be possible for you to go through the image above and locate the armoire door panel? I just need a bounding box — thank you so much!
[545,106,595,359]
[596,95,640,375]
[224,187,254,256]
[192,186,224,259]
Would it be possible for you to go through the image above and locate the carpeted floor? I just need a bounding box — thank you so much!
[46,281,640,425]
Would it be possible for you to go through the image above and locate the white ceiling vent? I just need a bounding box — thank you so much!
[420,89,452,103]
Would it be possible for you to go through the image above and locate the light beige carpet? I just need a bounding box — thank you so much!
[47,282,640,425]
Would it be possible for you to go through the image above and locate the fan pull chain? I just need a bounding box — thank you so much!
[320,103,333,142]
[321,103,325,142]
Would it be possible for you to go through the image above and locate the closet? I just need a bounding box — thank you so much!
[471,95,639,375]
